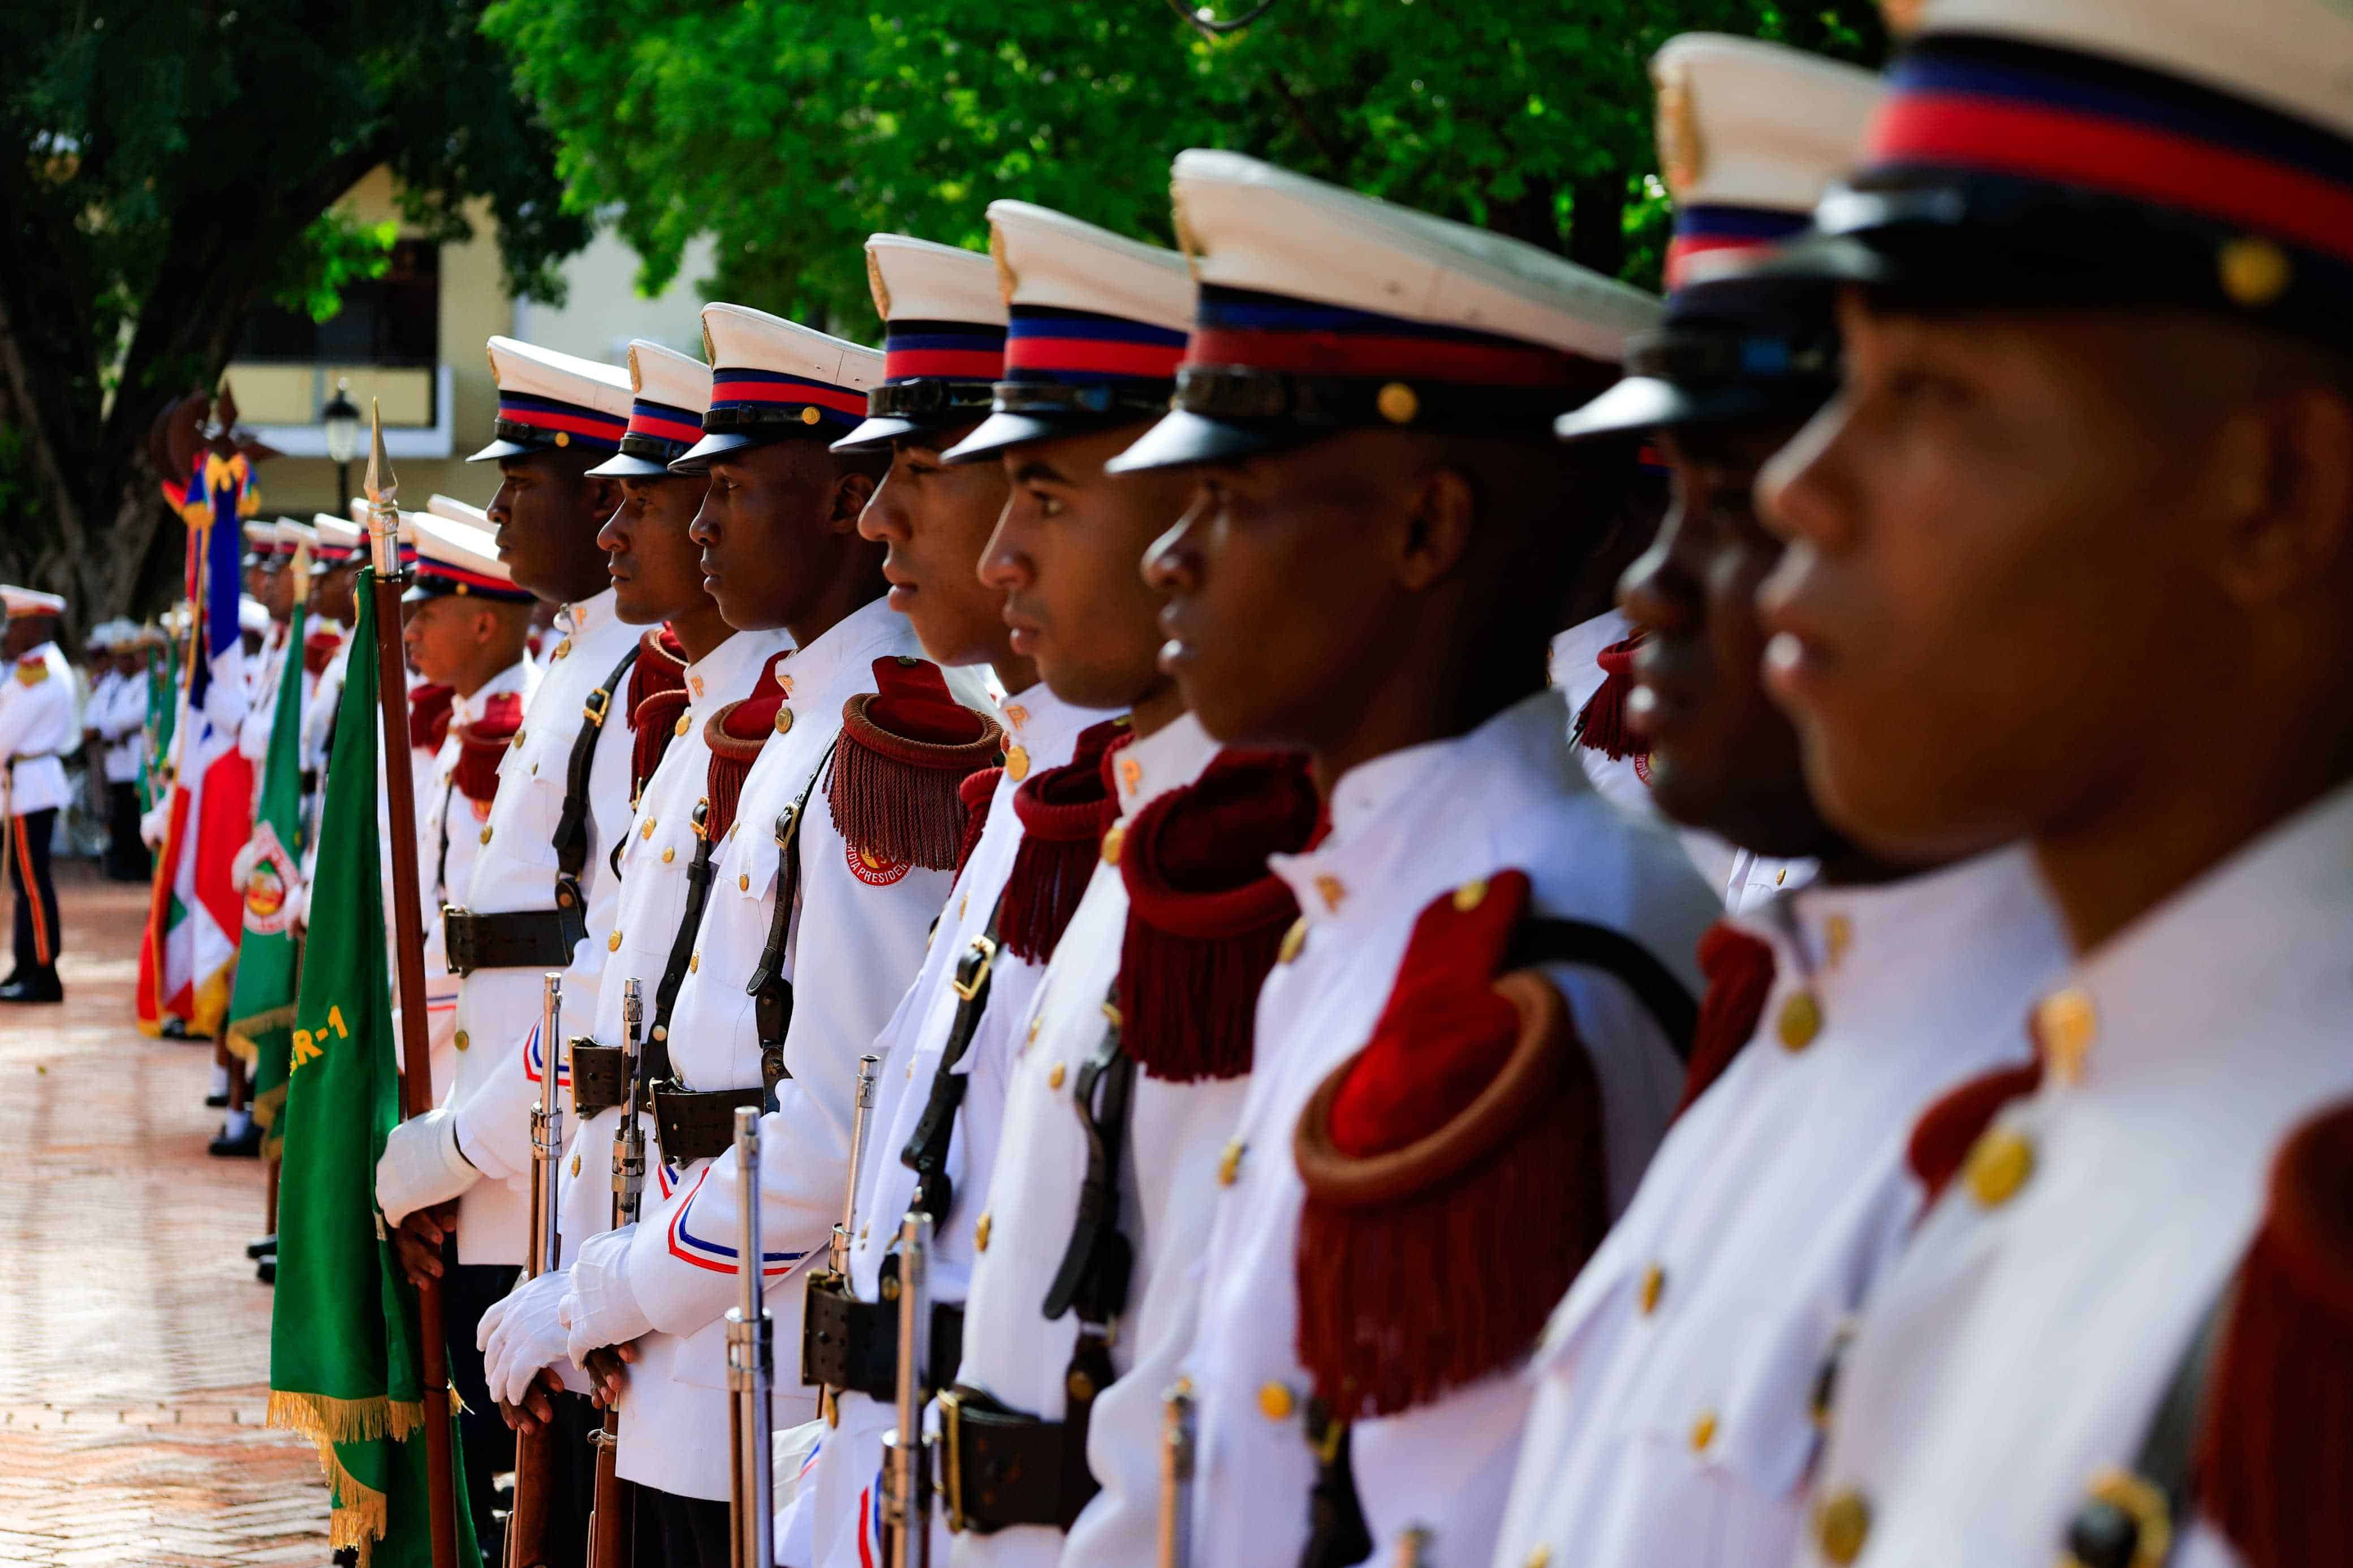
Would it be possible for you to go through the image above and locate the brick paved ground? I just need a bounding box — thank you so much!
[0,861,333,1565]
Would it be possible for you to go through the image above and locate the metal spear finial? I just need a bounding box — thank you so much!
[364,399,400,573]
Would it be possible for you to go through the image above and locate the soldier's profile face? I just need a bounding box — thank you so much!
[1618,420,1830,858]
[860,429,1014,669]
[1756,294,2225,862]
[599,474,712,628]
[400,594,481,688]
[489,452,605,603]
[981,423,1186,712]
[687,439,853,631]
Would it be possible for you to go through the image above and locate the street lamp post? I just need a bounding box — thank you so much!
[321,378,361,509]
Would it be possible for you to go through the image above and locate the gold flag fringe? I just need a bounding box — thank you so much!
[225,1004,295,1074]
[322,1442,390,1568]
[267,1388,425,1446]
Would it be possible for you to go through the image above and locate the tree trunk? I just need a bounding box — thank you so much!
[1568,171,1628,281]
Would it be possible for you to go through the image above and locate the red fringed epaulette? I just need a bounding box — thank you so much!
[2195,1100,2353,1568]
[1575,633,1649,762]
[828,657,1003,873]
[630,625,692,801]
[701,649,794,843]
[302,625,343,677]
[999,718,1128,962]
[452,693,525,805]
[955,767,1001,875]
[410,683,455,753]
[1114,749,1320,1082]
[1294,869,1609,1420]
[1671,920,1778,1118]
[1905,1057,2046,1210]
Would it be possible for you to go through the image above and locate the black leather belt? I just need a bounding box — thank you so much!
[650,1081,766,1163]
[443,906,581,976]
[569,1039,632,1120]
[937,1336,1113,1536]
[800,1272,966,1403]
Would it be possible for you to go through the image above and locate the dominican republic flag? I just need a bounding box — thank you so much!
[137,451,257,1038]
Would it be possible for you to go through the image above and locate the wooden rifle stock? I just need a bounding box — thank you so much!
[505,975,568,1568]
[587,977,647,1568]
[364,406,461,1568]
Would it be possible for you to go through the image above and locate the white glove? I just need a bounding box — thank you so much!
[480,1268,576,1406]
[374,1108,478,1226]
[561,1224,653,1364]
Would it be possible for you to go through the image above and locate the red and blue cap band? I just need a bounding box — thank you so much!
[1665,205,1813,292]
[492,390,627,452]
[406,562,533,603]
[620,398,704,463]
[880,320,1008,385]
[706,367,869,435]
[1003,305,1189,386]
[1184,287,1577,390]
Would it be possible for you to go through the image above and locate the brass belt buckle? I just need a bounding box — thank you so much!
[937,1386,967,1533]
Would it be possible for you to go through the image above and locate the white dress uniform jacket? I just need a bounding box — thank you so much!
[807,685,1104,1568]
[613,596,992,1501]
[98,667,149,784]
[416,658,536,1104]
[1181,692,1719,1568]
[548,628,792,1388]
[443,592,646,1265]
[239,621,290,766]
[1488,846,2063,1568]
[947,711,1220,1568]
[0,643,78,817]
[1795,781,2353,1568]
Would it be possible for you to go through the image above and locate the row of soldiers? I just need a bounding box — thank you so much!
[198,1,2353,1565]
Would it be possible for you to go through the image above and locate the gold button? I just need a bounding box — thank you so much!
[1639,1263,1665,1315]
[1814,1490,1870,1565]
[1775,867,1787,885]
[975,1212,992,1252]
[773,706,794,736]
[2218,235,2292,308]
[959,892,968,922]
[607,931,622,952]
[1315,874,1346,913]
[661,846,675,863]
[1451,879,1488,912]
[689,953,699,973]
[673,712,689,737]
[1048,1062,1066,1090]
[511,730,525,750]
[800,405,822,426]
[1257,1382,1295,1422]
[1824,914,1854,967]
[1067,1365,1097,1402]
[1101,824,1124,865]
[571,1154,582,1177]
[2037,987,2098,1085]
[1218,1141,1244,1186]
[1005,745,1031,783]
[739,873,750,892]
[1690,1410,1717,1452]
[1376,381,1419,424]
[1965,1126,2035,1209]
[1776,991,1821,1051]
[1277,917,1307,965]
[479,826,492,845]
[553,638,572,660]
[641,818,657,840]
[1523,1550,1552,1568]
[454,1030,469,1052]
[1027,1017,1041,1046]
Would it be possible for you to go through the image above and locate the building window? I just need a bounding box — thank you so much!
[238,239,440,365]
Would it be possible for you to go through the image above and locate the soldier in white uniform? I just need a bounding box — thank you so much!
[93,622,153,882]
[776,219,1117,1568]
[938,204,1310,1568]
[1100,152,1718,1568]
[237,521,299,772]
[1747,3,2353,1563]
[0,586,76,1004]
[1481,38,2079,1568]
[506,303,996,1567]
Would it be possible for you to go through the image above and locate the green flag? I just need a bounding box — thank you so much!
[267,573,474,1567]
[232,599,308,1149]
[142,629,179,813]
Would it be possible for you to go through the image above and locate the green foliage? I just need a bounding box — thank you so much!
[484,0,1886,333]
[272,214,402,325]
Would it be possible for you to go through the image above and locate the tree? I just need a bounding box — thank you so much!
[0,1,592,634]
[481,0,1884,336]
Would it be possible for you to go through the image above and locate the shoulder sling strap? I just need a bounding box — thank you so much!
[2059,1289,2233,1568]
[743,737,839,1106]
[1041,987,1139,1327]
[897,912,1003,1225]
[643,798,714,1087]
[551,642,641,948]
[1507,916,1700,1062]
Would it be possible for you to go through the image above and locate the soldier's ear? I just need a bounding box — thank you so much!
[584,474,625,528]
[1394,464,1479,594]
[829,468,880,533]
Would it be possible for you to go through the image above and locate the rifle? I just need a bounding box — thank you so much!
[881,1211,934,1568]
[812,1053,881,1426]
[587,977,647,1568]
[505,974,567,1568]
[363,405,461,1568]
[1157,1379,1195,1568]
[727,1107,775,1568]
